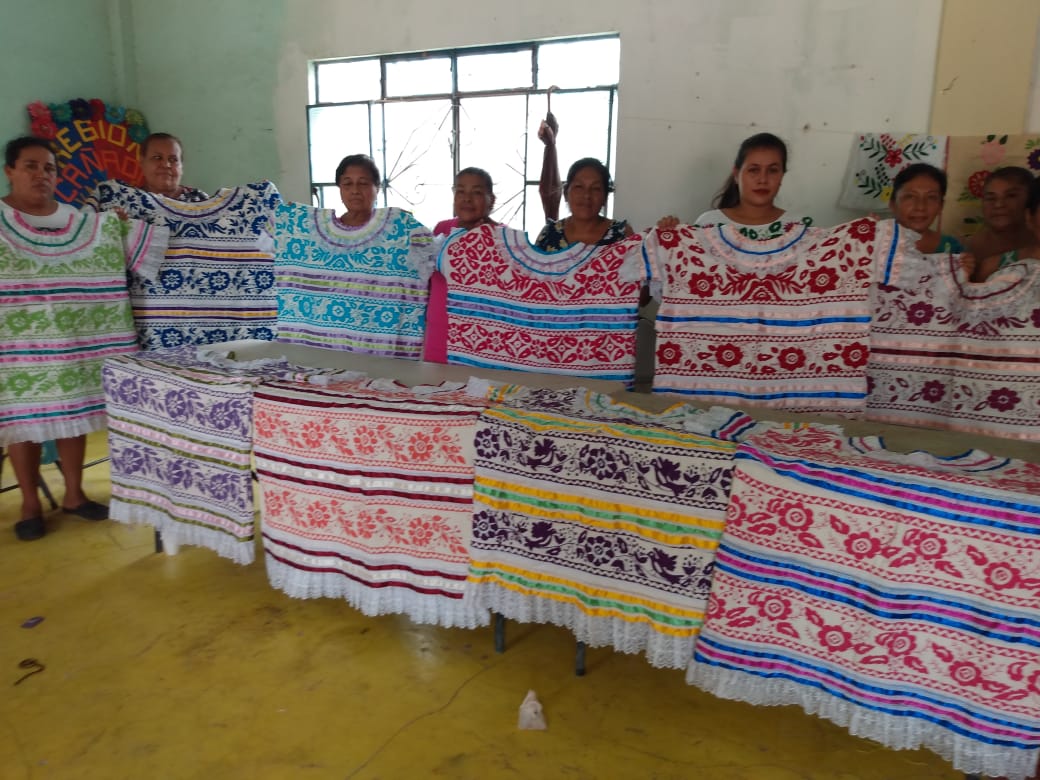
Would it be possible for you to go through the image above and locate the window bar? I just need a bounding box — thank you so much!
[451,52,460,179]
[379,58,389,207]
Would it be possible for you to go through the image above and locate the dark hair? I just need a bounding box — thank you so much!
[563,158,614,199]
[335,154,380,186]
[986,165,1034,192]
[141,132,183,159]
[456,166,494,196]
[890,163,948,203]
[713,132,789,210]
[1028,176,1040,215]
[5,136,55,168]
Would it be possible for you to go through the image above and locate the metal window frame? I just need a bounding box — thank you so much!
[307,34,620,215]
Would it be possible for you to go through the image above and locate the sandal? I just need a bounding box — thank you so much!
[61,500,109,521]
[14,516,46,541]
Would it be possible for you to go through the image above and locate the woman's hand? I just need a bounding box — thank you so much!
[537,117,557,146]
[958,252,977,278]
[656,215,680,229]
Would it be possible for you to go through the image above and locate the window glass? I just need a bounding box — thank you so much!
[386,57,452,97]
[458,50,532,92]
[537,38,620,90]
[382,100,454,228]
[308,104,371,183]
[315,60,381,103]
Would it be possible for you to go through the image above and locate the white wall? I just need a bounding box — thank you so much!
[270,0,943,229]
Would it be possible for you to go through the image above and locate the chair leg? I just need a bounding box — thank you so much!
[37,474,58,511]
[493,612,506,653]
[575,641,586,677]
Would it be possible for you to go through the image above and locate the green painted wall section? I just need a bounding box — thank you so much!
[127,0,288,195]
[0,0,118,159]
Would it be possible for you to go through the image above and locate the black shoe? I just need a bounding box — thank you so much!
[14,516,46,541]
[61,500,108,521]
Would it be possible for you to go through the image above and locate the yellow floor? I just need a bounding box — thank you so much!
[0,432,964,779]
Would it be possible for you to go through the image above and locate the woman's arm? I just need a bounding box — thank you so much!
[538,112,561,222]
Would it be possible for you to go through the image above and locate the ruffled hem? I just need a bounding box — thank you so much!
[265,555,488,629]
[470,582,694,669]
[109,499,255,565]
[0,415,105,447]
[686,664,1040,780]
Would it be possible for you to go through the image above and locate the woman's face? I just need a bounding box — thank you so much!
[453,173,494,228]
[141,137,184,195]
[4,145,57,206]
[891,174,943,234]
[982,176,1029,232]
[566,166,607,220]
[735,147,785,209]
[338,164,378,216]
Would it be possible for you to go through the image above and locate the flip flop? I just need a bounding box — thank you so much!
[61,500,108,521]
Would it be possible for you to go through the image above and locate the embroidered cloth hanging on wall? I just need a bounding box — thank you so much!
[839,133,949,211]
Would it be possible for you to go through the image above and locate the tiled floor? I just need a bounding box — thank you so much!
[0,432,964,779]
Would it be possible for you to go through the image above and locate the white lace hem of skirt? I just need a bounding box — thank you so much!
[110,500,255,565]
[471,582,694,669]
[686,664,1040,780]
[0,416,104,447]
[265,555,489,629]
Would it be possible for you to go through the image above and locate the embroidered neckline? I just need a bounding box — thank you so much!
[314,206,394,248]
[499,226,601,276]
[0,207,98,254]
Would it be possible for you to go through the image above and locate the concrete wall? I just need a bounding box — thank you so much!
[4,1,1038,231]
[267,0,945,228]
[0,0,120,153]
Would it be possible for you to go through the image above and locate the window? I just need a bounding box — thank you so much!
[308,35,620,236]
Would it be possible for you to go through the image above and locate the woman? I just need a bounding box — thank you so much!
[334,153,381,227]
[139,132,208,202]
[433,167,497,236]
[0,136,80,229]
[974,175,1040,282]
[658,133,811,237]
[889,163,963,254]
[426,168,498,361]
[1,136,108,541]
[967,166,1035,280]
[535,158,632,251]
[696,133,811,235]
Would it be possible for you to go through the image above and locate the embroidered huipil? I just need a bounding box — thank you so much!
[0,209,165,445]
[274,204,434,358]
[254,377,492,628]
[688,427,1040,780]
[465,386,748,668]
[104,346,320,564]
[439,225,646,381]
[89,180,282,349]
[647,218,906,413]
[866,253,1040,440]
